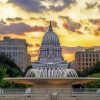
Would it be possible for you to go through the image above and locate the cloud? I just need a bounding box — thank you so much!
[8,0,76,12]
[48,21,59,28]
[30,49,39,57]
[97,4,100,12]
[62,46,100,54]
[32,26,47,32]
[63,21,81,32]
[28,44,33,48]
[6,17,23,22]
[0,21,33,34]
[45,0,76,11]
[31,52,39,57]
[8,0,44,12]
[59,16,71,21]
[34,43,40,47]
[0,20,47,34]
[62,46,85,54]
[59,16,81,32]
[85,2,97,9]
[89,19,100,25]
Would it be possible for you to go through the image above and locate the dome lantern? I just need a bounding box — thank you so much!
[49,21,53,31]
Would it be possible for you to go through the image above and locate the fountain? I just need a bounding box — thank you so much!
[4,22,100,100]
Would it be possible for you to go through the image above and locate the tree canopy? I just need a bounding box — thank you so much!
[84,73,100,88]
[0,55,23,77]
[77,61,100,88]
[0,55,29,88]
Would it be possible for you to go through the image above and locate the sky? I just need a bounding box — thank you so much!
[0,0,100,62]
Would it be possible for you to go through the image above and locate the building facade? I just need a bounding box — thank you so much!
[75,48,100,71]
[0,37,31,71]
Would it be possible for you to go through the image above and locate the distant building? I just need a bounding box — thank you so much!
[75,48,100,71]
[0,37,31,71]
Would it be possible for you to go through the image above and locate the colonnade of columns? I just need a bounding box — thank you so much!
[39,48,62,60]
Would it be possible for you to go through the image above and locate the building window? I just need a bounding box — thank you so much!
[13,47,16,50]
[21,47,23,50]
[15,52,17,57]
[13,52,15,57]
[79,67,81,70]
[78,63,80,65]
[8,47,12,50]
[78,58,81,61]
[86,67,88,69]
[93,63,95,65]
[21,52,23,55]
[78,54,80,57]
[19,52,21,55]
[97,59,98,61]
[93,58,95,61]
[86,63,88,66]
[15,47,17,50]
[86,58,88,61]
[86,54,88,57]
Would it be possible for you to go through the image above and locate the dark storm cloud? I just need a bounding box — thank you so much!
[8,0,76,12]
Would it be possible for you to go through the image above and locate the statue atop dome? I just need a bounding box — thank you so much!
[49,21,53,31]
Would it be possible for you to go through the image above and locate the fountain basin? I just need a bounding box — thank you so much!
[4,77,100,85]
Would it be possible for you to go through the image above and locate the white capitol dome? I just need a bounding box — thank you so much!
[26,22,78,78]
[42,24,59,43]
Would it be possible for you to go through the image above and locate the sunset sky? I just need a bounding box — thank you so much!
[0,0,100,62]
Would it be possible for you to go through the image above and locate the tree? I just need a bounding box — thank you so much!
[0,55,29,88]
[0,64,11,88]
[0,55,23,77]
[84,73,100,88]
